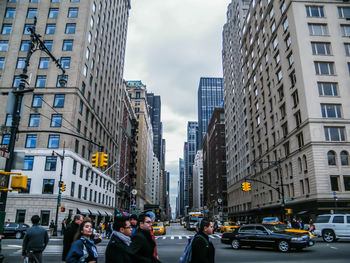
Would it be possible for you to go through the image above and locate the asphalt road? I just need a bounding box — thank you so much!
[1,223,350,263]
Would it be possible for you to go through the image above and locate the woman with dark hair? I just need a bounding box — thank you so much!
[66,218,100,263]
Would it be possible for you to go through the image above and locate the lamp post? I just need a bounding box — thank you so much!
[0,17,66,232]
[52,147,65,236]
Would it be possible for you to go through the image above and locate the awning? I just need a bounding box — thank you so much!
[88,209,100,216]
[296,210,308,215]
[104,210,113,217]
[77,208,89,215]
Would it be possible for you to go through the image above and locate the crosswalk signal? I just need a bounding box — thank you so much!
[60,206,65,212]
[92,153,100,167]
[100,153,108,168]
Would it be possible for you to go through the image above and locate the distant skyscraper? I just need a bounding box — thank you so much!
[197,77,224,149]
[179,158,185,216]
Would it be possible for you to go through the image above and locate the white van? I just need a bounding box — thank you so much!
[314,214,350,242]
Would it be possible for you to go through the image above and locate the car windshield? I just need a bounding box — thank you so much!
[264,224,289,232]
[153,223,163,227]
[224,222,235,226]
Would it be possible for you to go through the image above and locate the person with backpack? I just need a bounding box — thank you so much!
[182,219,215,263]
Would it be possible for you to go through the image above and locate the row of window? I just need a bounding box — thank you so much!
[0,39,73,52]
[10,74,68,88]
[5,7,78,20]
[1,23,76,35]
[308,23,350,37]
[330,175,350,192]
[305,6,350,19]
[327,150,349,166]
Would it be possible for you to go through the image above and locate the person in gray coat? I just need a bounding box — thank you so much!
[22,215,49,263]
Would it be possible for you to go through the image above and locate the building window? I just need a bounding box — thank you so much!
[314,62,334,75]
[324,127,345,141]
[5,8,16,18]
[330,176,339,191]
[44,40,53,51]
[341,151,349,166]
[90,17,94,28]
[45,24,56,34]
[27,8,37,18]
[328,151,337,166]
[311,42,331,55]
[25,135,37,148]
[23,156,34,171]
[39,57,50,69]
[308,23,328,36]
[40,211,50,226]
[78,185,82,199]
[42,179,55,194]
[297,132,304,148]
[28,114,40,127]
[53,94,65,107]
[0,57,5,70]
[2,24,12,35]
[0,41,9,51]
[71,182,75,197]
[341,25,350,37]
[20,40,30,51]
[344,176,350,191]
[74,139,79,153]
[32,94,43,108]
[48,135,59,148]
[338,7,350,19]
[62,40,73,51]
[1,135,10,145]
[45,156,57,171]
[321,104,342,118]
[72,160,77,175]
[51,0,60,2]
[13,76,21,87]
[60,57,71,69]
[306,6,324,17]
[19,179,31,194]
[71,0,80,2]
[48,8,59,18]
[5,114,12,127]
[68,7,78,18]
[318,82,338,96]
[83,64,88,77]
[65,23,76,34]
[16,58,26,69]
[51,114,62,127]
[35,75,47,88]
[23,24,34,35]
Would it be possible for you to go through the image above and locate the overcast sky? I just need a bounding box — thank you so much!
[124,0,231,215]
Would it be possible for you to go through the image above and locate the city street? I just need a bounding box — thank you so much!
[1,223,350,263]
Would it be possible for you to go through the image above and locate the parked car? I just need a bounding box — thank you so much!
[314,214,350,243]
[3,222,29,239]
[221,224,315,252]
[152,222,166,235]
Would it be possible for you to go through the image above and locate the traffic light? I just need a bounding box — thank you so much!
[10,175,28,190]
[100,152,108,168]
[61,183,66,192]
[60,206,65,212]
[241,182,251,191]
[285,208,292,214]
[246,182,251,191]
[92,152,100,167]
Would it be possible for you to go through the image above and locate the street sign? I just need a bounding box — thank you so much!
[131,189,137,195]
[285,199,292,202]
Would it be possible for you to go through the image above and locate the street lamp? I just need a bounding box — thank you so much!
[0,17,66,230]
[51,146,65,236]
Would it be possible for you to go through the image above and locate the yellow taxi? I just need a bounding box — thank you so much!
[220,222,239,232]
[164,221,170,226]
[152,222,166,235]
[263,222,315,239]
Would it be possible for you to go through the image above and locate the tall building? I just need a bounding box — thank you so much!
[0,0,131,226]
[197,77,224,149]
[203,108,227,219]
[228,0,350,219]
[178,158,184,216]
[222,0,250,217]
[151,154,160,205]
[192,150,203,210]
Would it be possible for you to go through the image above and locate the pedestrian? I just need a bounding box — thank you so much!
[49,219,56,236]
[130,214,138,236]
[291,218,299,229]
[105,216,133,263]
[66,218,99,263]
[130,214,161,263]
[62,214,84,261]
[22,215,49,263]
[308,219,315,233]
[146,211,158,260]
[61,218,66,236]
[191,219,215,263]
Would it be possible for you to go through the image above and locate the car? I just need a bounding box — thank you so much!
[220,222,239,233]
[314,214,350,243]
[3,222,30,239]
[164,221,170,226]
[221,224,315,252]
[152,222,166,235]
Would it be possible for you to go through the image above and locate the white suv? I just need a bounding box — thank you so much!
[314,214,350,242]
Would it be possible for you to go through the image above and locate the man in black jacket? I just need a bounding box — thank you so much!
[22,215,49,263]
[105,216,133,263]
[62,214,83,261]
[191,219,215,263]
[130,214,160,263]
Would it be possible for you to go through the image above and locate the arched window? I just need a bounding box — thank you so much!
[327,151,336,166]
[303,155,308,172]
[340,151,349,166]
[298,157,302,173]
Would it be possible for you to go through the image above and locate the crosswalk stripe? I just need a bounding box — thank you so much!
[171,236,174,239]
[162,236,166,239]
[178,236,182,239]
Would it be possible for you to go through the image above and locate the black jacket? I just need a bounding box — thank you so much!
[22,225,49,256]
[66,237,98,263]
[130,229,158,263]
[62,222,79,261]
[191,232,215,263]
[105,233,133,263]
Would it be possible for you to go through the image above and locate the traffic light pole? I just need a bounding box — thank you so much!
[52,146,65,236]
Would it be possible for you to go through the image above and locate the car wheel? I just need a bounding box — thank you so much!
[322,230,335,243]
[278,240,290,252]
[231,239,240,249]
[15,232,22,239]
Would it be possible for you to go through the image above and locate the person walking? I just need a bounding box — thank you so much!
[49,220,55,236]
[130,214,161,263]
[22,215,49,263]
[66,218,99,263]
[62,214,83,261]
[105,216,133,263]
[146,211,158,260]
[129,214,138,236]
[191,219,215,263]
[61,219,67,236]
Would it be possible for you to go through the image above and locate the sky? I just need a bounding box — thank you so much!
[124,0,231,215]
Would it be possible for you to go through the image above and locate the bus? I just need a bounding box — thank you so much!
[186,212,203,231]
